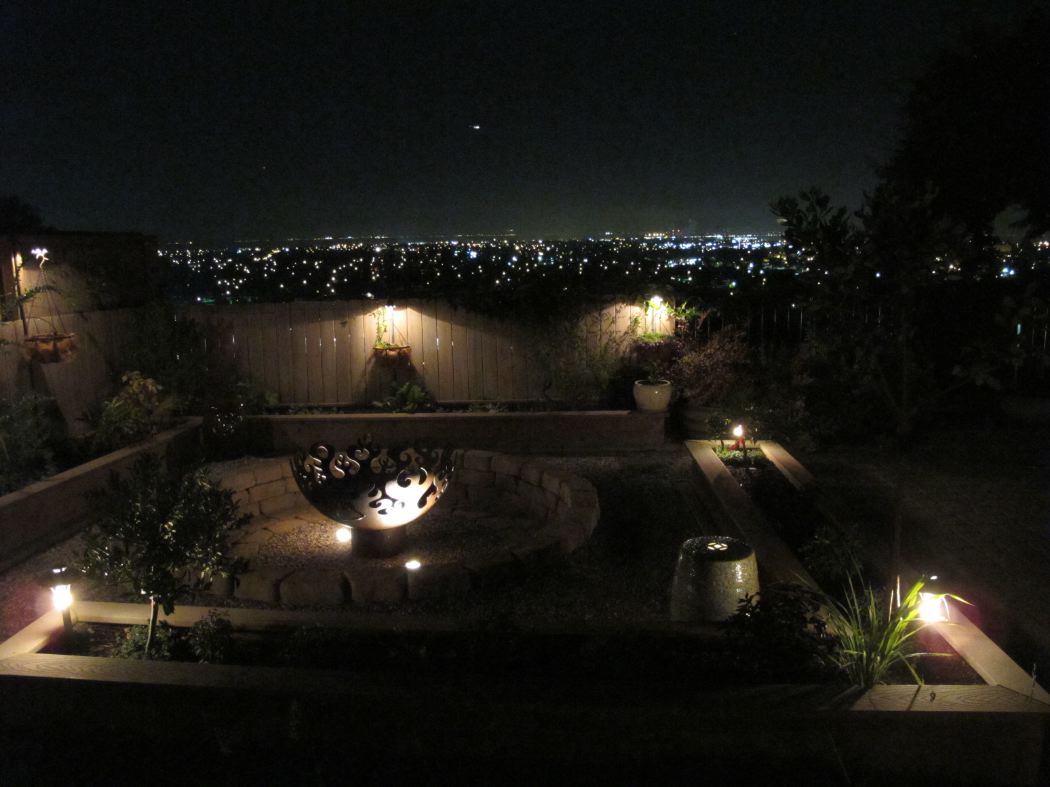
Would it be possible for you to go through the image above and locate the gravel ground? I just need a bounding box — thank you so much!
[799,422,1050,678]
[0,441,714,637]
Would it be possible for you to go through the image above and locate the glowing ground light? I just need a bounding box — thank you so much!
[335,526,352,543]
[706,541,729,552]
[918,592,949,623]
[51,583,73,612]
[404,560,421,571]
[732,424,744,439]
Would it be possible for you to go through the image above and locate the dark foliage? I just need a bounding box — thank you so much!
[724,583,838,682]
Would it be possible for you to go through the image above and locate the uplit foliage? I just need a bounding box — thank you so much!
[89,372,175,453]
[824,577,953,688]
[78,455,248,658]
[372,381,435,413]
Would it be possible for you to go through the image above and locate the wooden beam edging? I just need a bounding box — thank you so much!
[932,600,1050,705]
[73,600,472,632]
[685,439,818,589]
[758,440,816,492]
[0,418,203,573]
[0,610,62,660]
[728,439,1050,707]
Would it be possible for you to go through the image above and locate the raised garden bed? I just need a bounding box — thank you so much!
[4,438,1050,782]
[688,438,1050,702]
[0,419,202,573]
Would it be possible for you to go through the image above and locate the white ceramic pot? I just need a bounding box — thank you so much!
[633,379,673,412]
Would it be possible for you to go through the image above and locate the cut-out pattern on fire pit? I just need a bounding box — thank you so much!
[290,439,453,530]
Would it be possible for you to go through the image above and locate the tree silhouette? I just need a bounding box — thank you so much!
[0,195,46,234]
[883,12,1050,239]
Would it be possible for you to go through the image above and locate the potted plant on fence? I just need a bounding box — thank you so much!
[9,248,77,363]
[372,305,411,365]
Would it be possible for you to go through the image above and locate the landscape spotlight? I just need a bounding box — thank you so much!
[404,559,421,571]
[335,526,352,544]
[918,592,950,623]
[49,566,74,636]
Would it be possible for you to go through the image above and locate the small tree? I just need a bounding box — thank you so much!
[78,455,249,658]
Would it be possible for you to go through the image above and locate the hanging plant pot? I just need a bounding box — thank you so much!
[373,344,412,365]
[22,333,77,364]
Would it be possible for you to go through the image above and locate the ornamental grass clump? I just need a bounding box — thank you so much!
[825,577,958,688]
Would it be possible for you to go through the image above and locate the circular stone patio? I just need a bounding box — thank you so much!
[206,451,600,606]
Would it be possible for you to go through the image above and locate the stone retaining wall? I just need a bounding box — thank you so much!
[207,450,600,606]
[451,450,600,554]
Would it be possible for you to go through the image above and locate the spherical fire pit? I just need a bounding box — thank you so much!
[669,535,759,622]
[290,439,454,557]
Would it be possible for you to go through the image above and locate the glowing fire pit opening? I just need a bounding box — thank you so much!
[291,439,454,558]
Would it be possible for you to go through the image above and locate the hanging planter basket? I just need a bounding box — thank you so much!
[22,332,77,364]
[373,344,412,365]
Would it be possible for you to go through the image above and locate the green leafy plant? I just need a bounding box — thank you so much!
[724,583,837,682]
[89,372,176,453]
[187,610,234,663]
[466,400,508,413]
[529,310,636,407]
[714,445,769,468]
[115,621,176,660]
[373,381,434,413]
[77,455,249,659]
[799,521,864,589]
[0,394,59,494]
[824,577,958,688]
[671,328,752,407]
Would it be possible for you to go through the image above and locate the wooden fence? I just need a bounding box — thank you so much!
[179,299,673,405]
[1,308,139,432]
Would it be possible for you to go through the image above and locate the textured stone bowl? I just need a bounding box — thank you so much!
[669,535,759,622]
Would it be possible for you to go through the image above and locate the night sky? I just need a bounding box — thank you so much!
[1,1,1038,242]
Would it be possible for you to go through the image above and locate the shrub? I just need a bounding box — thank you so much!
[530,311,635,407]
[78,455,249,658]
[89,372,175,453]
[0,394,59,494]
[799,521,864,590]
[724,583,837,682]
[116,622,175,660]
[373,381,434,413]
[671,329,752,407]
[187,611,235,663]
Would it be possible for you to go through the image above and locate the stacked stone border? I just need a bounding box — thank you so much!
[208,449,600,606]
